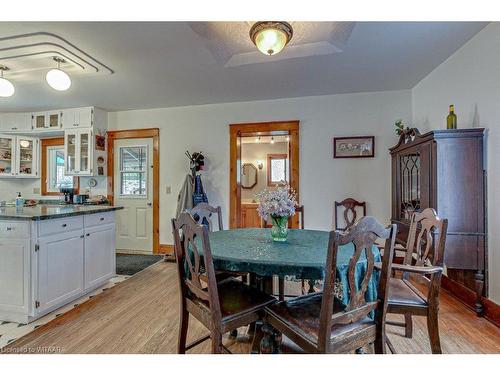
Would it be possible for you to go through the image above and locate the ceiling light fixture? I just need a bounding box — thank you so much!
[46,57,71,91]
[256,136,261,143]
[270,136,275,144]
[249,21,293,56]
[0,66,15,97]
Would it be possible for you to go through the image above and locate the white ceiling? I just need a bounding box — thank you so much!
[0,21,488,112]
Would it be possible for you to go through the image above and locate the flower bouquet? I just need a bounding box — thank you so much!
[256,186,297,242]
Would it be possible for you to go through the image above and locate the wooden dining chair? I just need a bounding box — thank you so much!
[262,216,397,353]
[383,208,448,354]
[187,202,223,232]
[334,198,367,231]
[187,202,248,282]
[172,212,276,354]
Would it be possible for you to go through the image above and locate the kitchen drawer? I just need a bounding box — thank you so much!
[39,216,83,237]
[84,211,115,228]
[0,221,30,239]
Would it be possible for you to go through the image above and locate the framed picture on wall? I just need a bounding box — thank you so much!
[333,136,375,158]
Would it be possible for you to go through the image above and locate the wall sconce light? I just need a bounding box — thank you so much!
[257,160,264,170]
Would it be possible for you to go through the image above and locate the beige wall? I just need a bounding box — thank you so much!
[241,141,288,201]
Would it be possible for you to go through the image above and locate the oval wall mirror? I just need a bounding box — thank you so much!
[241,163,258,189]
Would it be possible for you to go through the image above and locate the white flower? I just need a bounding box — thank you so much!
[255,186,298,220]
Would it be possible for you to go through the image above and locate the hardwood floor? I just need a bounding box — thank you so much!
[4,262,500,354]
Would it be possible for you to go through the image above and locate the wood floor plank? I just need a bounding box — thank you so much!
[4,262,500,354]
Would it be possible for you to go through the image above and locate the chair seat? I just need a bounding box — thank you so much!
[214,278,276,320]
[265,292,374,346]
[387,278,427,307]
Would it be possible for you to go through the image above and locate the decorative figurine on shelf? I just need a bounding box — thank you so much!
[394,120,420,144]
[447,105,458,129]
[256,186,297,242]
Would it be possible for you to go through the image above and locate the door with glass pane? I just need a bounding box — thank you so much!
[0,135,15,177]
[16,136,37,178]
[114,138,153,253]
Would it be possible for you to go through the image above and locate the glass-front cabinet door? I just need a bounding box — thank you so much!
[79,131,91,175]
[0,135,15,177]
[65,131,77,174]
[65,129,92,175]
[15,136,38,178]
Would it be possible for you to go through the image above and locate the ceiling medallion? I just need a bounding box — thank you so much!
[249,21,293,56]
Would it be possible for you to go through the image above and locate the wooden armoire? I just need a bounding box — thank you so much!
[389,128,487,315]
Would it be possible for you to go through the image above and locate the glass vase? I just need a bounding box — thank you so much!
[270,215,289,242]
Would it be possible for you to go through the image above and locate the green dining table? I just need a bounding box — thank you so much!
[204,228,382,306]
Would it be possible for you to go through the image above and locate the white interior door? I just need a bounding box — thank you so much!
[114,138,153,254]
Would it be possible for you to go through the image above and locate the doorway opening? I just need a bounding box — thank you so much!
[107,128,160,254]
[229,121,300,229]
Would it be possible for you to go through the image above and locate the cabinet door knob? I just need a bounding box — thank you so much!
[86,233,90,237]
[99,217,104,221]
[62,223,67,227]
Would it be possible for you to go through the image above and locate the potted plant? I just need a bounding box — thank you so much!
[256,186,297,242]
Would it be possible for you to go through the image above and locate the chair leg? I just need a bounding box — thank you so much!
[427,309,442,354]
[278,277,285,301]
[177,310,189,354]
[404,313,413,338]
[211,333,224,354]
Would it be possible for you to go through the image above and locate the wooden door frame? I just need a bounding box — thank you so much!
[107,128,160,254]
[229,120,300,229]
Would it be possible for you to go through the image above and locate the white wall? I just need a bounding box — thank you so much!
[108,90,412,245]
[412,22,500,303]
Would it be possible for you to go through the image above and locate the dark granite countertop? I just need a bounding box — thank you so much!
[0,204,123,221]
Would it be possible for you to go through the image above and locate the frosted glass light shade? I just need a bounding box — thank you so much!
[0,77,15,97]
[46,68,71,91]
[254,28,288,55]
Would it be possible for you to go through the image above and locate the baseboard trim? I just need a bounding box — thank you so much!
[158,244,174,255]
[441,275,500,328]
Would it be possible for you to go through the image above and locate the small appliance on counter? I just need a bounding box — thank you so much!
[73,194,89,205]
[60,188,77,204]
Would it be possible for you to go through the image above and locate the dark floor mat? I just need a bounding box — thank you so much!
[116,254,163,276]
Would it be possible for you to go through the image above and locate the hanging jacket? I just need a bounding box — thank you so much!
[176,174,195,218]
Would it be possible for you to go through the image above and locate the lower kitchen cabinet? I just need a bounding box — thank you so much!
[0,211,117,323]
[0,238,30,317]
[84,224,115,291]
[37,231,85,313]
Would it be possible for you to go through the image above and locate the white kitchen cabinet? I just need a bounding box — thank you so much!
[0,237,31,317]
[15,136,38,178]
[0,112,32,132]
[37,230,85,313]
[0,135,15,177]
[31,110,62,130]
[0,135,38,178]
[0,210,118,323]
[84,224,115,291]
[65,128,93,176]
[62,107,93,129]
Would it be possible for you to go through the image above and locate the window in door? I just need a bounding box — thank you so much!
[267,153,289,186]
[119,146,147,197]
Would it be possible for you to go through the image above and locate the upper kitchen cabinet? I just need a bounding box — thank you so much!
[64,108,107,177]
[62,107,94,129]
[0,135,38,178]
[0,113,32,132]
[0,135,15,177]
[31,110,62,130]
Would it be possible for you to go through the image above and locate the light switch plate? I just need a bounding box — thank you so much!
[33,187,40,194]
[166,186,172,194]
